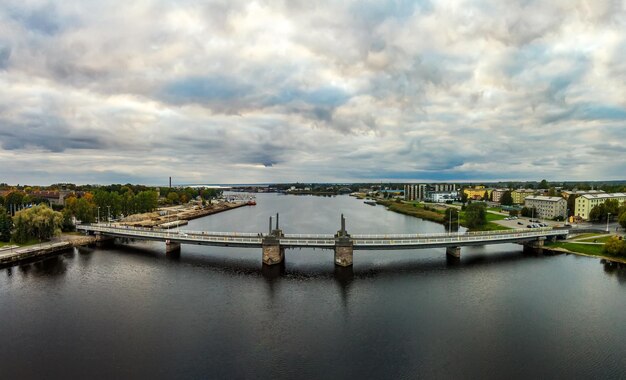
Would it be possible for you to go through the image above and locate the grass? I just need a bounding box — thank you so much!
[379,200,511,231]
[576,234,617,244]
[487,207,502,212]
[0,239,44,248]
[378,200,446,223]
[486,213,508,222]
[569,232,605,240]
[545,241,605,256]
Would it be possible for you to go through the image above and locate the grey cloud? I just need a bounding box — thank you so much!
[0,45,11,69]
[0,114,105,152]
[0,0,625,184]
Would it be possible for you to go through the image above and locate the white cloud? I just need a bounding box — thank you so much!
[0,0,625,185]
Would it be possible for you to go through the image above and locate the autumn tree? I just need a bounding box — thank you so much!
[12,204,63,244]
[0,207,12,242]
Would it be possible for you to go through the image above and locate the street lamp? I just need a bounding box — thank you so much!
[97,207,100,224]
[607,212,611,232]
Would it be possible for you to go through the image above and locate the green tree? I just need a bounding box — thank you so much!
[5,191,25,207]
[483,191,489,201]
[500,191,513,206]
[588,203,607,222]
[538,179,549,189]
[0,207,12,242]
[603,236,626,257]
[567,194,577,217]
[464,203,487,229]
[618,212,626,230]
[167,192,179,205]
[12,204,63,244]
[547,187,557,196]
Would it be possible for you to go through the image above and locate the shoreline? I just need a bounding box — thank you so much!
[542,246,626,264]
[0,202,250,268]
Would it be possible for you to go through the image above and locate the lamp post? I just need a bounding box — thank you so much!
[97,207,100,224]
[607,212,611,232]
[107,206,111,225]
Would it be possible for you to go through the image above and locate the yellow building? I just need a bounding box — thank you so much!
[575,193,626,220]
[512,189,535,204]
[463,186,492,200]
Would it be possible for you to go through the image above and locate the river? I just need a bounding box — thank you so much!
[1,193,625,379]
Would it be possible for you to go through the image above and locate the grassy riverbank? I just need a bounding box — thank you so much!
[377,200,510,231]
[544,241,626,264]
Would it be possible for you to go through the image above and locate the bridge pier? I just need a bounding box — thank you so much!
[334,214,353,267]
[523,237,545,253]
[165,240,181,254]
[262,214,284,266]
[262,241,284,265]
[334,241,353,267]
[446,246,461,259]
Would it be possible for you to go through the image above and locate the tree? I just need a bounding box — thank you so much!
[619,212,626,230]
[5,191,24,207]
[483,191,489,201]
[464,203,487,229]
[167,192,179,205]
[547,187,557,196]
[588,203,607,222]
[603,236,626,257]
[0,207,12,242]
[538,179,549,189]
[567,194,577,217]
[521,207,536,217]
[509,209,519,217]
[500,191,513,206]
[12,204,63,244]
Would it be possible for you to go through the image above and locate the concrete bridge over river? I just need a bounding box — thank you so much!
[76,214,569,267]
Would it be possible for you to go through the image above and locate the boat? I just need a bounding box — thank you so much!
[364,200,377,206]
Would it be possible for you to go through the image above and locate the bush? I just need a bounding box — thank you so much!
[603,236,626,257]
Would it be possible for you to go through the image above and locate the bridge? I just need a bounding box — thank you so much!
[76,214,569,267]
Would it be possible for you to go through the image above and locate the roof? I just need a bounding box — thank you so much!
[580,193,626,200]
[513,189,535,193]
[525,196,565,202]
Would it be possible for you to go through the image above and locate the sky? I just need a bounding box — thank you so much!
[0,0,625,186]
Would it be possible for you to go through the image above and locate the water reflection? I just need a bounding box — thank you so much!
[602,260,626,284]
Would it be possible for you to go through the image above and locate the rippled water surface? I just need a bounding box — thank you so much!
[1,194,625,379]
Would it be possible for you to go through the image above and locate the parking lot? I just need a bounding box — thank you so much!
[492,214,566,229]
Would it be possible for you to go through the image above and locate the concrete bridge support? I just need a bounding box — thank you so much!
[165,240,181,254]
[523,237,545,253]
[334,214,353,267]
[262,241,284,265]
[334,241,353,267]
[262,213,285,266]
[446,246,461,258]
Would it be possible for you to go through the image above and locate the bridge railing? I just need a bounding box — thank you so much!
[351,227,557,239]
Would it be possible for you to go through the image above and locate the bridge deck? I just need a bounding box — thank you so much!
[76,224,568,250]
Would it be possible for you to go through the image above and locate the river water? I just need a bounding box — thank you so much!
[1,194,625,379]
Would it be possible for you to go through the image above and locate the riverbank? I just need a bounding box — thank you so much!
[120,201,249,228]
[543,243,626,264]
[0,233,105,267]
[376,200,509,231]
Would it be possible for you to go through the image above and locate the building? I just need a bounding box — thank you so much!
[524,196,567,219]
[491,189,509,203]
[463,186,491,200]
[404,184,427,201]
[561,190,605,199]
[575,193,626,220]
[426,191,459,203]
[512,189,535,204]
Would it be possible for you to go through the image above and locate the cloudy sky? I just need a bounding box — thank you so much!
[0,0,625,185]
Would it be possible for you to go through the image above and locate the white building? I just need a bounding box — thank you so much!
[524,196,567,219]
[426,191,458,203]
